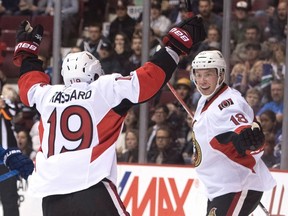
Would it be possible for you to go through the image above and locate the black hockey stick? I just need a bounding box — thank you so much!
[259,202,270,216]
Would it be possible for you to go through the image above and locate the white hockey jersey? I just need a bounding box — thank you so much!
[17,48,179,197]
[192,84,276,200]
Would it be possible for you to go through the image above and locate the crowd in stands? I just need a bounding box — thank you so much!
[0,0,286,169]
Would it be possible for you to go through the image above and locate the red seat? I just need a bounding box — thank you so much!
[176,69,190,80]
[0,29,17,49]
[0,15,31,30]
[158,90,176,105]
[0,50,19,79]
[39,31,53,58]
[31,15,54,35]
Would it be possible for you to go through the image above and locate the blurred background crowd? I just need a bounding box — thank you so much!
[0,0,286,169]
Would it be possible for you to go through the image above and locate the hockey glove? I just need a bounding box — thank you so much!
[232,122,265,156]
[162,16,206,55]
[0,148,34,180]
[13,20,44,67]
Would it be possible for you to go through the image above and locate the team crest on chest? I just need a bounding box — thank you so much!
[218,98,234,110]
[191,120,202,167]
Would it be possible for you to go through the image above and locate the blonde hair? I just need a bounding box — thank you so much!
[1,84,19,102]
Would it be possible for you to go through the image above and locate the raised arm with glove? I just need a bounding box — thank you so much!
[162,15,206,55]
[13,20,43,67]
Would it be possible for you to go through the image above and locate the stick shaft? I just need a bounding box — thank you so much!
[259,202,270,216]
[166,82,194,119]
[0,170,19,182]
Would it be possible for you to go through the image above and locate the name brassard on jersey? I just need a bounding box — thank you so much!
[50,90,92,103]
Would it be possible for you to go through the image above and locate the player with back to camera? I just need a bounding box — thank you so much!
[190,50,276,215]
[12,16,206,216]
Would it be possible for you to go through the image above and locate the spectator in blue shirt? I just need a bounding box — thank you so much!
[256,80,284,124]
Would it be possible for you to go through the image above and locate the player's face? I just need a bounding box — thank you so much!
[194,68,218,96]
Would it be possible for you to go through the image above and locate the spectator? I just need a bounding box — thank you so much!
[83,0,106,25]
[231,1,257,46]
[170,1,192,25]
[230,61,248,91]
[108,0,136,42]
[244,43,263,70]
[1,84,37,132]
[32,0,48,15]
[181,112,194,164]
[259,110,282,142]
[261,132,278,168]
[112,32,132,72]
[148,1,172,37]
[16,129,37,160]
[45,0,79,47]
[170,78,194,120]
[269,42,286,80]
[256,80,284,124]
[0,0,20,15]
[16,0,49,16]
[0,85,20,216]
[116,107,139,157]
[230,25,262,66]
[118,129,139,163]
[147,125,185,165]
[79,23,110,59]
[234,59,264,96]
[245,87,262,115]
[267,0,287,41]
[197,0,223,33]
[98,41,122,74]
[146,104,170,155]
[123,32,142,74]
[0,70,6,90]
[197,24,221,53]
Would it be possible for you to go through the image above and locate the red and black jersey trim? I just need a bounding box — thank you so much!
[148,48,177,86]
[20,56,45,76]
[211,131,256,171]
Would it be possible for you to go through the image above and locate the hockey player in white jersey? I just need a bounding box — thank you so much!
[12,17,206,216]
[190,50,276,215]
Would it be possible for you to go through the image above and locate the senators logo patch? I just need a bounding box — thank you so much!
[218,98,234,110]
